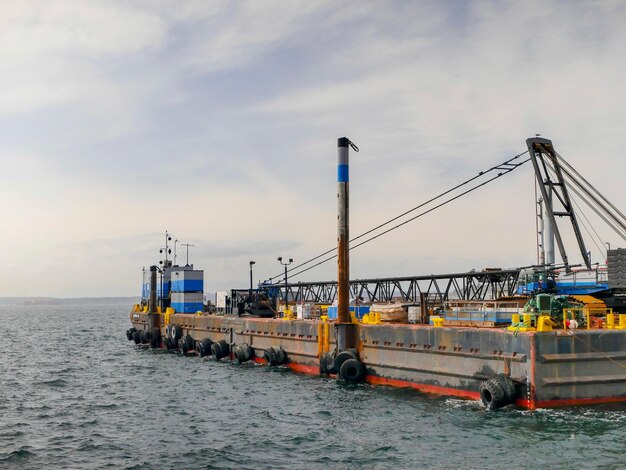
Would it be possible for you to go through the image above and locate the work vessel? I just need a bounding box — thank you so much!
[128,137,626,410]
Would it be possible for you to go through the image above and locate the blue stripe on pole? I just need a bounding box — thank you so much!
[338,164,349,182]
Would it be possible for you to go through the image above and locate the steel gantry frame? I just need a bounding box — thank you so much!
[268,269,521,305]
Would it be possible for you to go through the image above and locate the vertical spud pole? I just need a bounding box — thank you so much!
[336,137,355,350]
[337,137,350,324]
[148,265,161,347]
[148,265,158,313]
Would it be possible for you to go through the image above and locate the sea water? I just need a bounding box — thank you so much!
[1,304,625,469]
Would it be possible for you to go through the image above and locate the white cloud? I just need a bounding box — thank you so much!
[1,0,626,296]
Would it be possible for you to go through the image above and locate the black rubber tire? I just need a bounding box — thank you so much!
[150,332,160,349]
[233,343,253,364]
[165,325,172,338]
[198,338,213,357]
[319,352,336,375]
[480,377,507,410]
[495,373,516,404]
[326,353,337,374]
[140,330,152,344]
[263,347,279,366]
[178,338,189,355]
[211,340,230,360]
[275,347,286,364]
[164,337,173,350]
[320,353,328,375]
[132,330,141,344]
[339,358,366,382]
[170,325,182,343]
[334,350,357,373]
[126,328,136,341]
[184,335,195,353]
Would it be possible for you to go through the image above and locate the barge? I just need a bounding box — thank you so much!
[127,136,626,409]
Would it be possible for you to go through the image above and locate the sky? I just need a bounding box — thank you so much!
[2,0,626,297]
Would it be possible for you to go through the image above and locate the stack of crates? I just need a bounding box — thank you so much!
[171,267,204,313]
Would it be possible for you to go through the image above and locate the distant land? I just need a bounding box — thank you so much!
[0,297,138,306]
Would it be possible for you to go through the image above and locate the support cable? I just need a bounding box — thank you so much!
[554,154,626,234]
[284,157,531,281]
[545,158,626,243]
[565,183,626,243]
[544,163,608,261]
[555,151,626,224]
[571,196,608,262]
[269,150,529,282]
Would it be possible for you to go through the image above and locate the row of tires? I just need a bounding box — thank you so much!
[126,327,516,405]
[319,349,367,383]
[125,326,287,365]
[126,327,160,348]
[125,327,366,381]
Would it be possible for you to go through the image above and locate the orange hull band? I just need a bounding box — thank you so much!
[365,375,480,400]
[252,356,320,375]
[250,357,626,409]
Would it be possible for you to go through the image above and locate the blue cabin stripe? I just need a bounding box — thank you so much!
[172,279,203,292]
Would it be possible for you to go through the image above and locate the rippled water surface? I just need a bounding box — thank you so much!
[1,304,625,469]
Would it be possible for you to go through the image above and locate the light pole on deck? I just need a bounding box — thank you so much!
[249,261,256,301]
[277,257,293,314]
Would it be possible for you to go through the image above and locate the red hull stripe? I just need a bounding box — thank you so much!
[252,357,320,375]
[251,357,626,409]
[287,363,320,375]
[365,375,480,400]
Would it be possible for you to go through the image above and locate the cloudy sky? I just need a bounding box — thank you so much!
[1,0,626,297]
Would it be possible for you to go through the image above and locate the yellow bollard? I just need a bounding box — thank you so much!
[164,307,174,326]
[522,313,533,327]
[432,316,444,327]
[607,313,615,329]
[536,315,553,332]
[510,313,536,332]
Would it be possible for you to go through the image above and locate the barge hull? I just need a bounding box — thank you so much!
[130,312,626,409]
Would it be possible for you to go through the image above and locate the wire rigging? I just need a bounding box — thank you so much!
[554,151,626,236]
[281,156,531,282]
[542,155,626,244]
[268,150,529,283]
[543,162,608,262]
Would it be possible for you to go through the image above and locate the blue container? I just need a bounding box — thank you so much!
[171,302,203,313]
[326,306,370,320]
[172,279,203,292]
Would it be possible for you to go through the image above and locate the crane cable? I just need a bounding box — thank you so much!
[544,162,608,262]
[268,150,529,283]
[278,154,531,282]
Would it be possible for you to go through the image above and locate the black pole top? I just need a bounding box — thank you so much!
[150,265,157,272]
[338,137,349,147]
